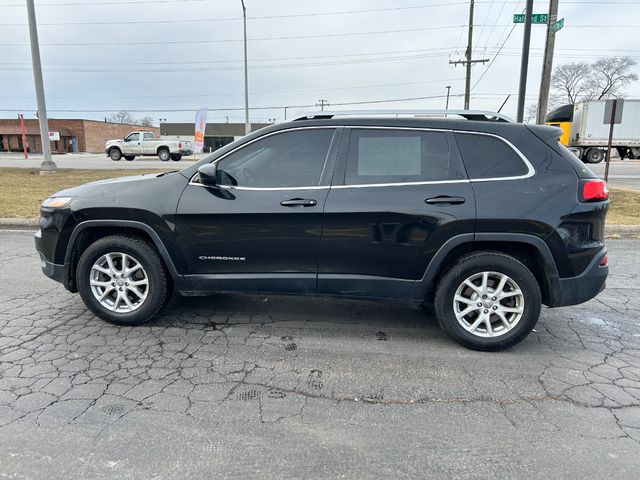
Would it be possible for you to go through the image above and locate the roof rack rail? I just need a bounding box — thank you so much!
[293,109,515,123]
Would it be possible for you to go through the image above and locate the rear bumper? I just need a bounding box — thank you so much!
[547,249,608,307]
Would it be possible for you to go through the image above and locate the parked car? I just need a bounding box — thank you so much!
[105,131,193,162]
[36,110,609,351]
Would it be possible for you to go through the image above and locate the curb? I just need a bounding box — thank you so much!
[1,218,640,239]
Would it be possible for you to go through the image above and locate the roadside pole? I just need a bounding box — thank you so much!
[603,99,623,184]
[19,114,28,159]
[536,0,560,124]
[26,0,56,173]
[241,0,250,136]
[516,0,534,123]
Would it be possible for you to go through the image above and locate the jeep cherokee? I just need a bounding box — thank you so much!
[35,111,609,351]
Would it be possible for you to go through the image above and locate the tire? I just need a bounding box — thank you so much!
[158,149,170,162]
[584,148,604,164]
[170,154,182,161]
[109,148,122,161]
[76,235,170,326]
[434,251,541,351]
[124,155,135,161]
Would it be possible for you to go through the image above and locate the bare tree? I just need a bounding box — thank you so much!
[137,116,155,127]
[551,57,638,105]
[551,62,592,104]
[588,56,638,99]
[106,111,135,124]
[524,103,538,124]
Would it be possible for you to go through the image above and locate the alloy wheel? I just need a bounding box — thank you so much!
[453,271,524,337]
[89,252,149,313]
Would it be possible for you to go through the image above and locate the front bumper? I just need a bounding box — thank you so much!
[546,249,608,307]
[35,228,73,291]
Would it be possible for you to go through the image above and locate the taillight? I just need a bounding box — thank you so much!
[582,179,608,201]
[178,142,182,148]
[599,255,609,267]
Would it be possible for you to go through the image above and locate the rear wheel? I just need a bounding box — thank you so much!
[584,148,604,164]
[158,149,170,162]
[170,154,182,161]
[124,155,135,161]
[76,235,170,326]
[109,148,122,161]
[434,252,541,351]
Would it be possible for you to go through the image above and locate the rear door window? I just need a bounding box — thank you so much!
[455,133,529,179]
[344,129,465,185]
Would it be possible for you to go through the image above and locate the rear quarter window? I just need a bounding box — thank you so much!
[455,132,529,179]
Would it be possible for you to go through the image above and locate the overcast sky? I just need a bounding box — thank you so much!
[1,0,639,125]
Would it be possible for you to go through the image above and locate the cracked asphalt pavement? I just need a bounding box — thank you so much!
[1,231,639,479]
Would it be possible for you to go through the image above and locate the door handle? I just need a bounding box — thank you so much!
[425,196,466,205]
[280,198,317,207]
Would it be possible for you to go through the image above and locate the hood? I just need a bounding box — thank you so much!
[52,173,166,198]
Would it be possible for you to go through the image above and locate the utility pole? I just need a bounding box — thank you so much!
[316,99,329,111]
[536,0,559,124]
[241,0,250,135]
[26,0,56,172]
[516,0,534,123]
[449,1,489,109]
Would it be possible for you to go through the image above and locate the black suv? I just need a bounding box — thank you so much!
[35,111,609,351]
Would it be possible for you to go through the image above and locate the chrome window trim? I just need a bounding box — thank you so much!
[453,130,536,182]
[188,125,536,190]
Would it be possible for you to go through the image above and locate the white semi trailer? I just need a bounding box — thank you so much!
[545,99,640,163]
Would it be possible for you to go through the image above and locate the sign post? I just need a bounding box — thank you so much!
[603,99,623,183]
[19,114,28,159]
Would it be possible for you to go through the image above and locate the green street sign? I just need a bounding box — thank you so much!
[551,17,565,33]
[513,13,548,24]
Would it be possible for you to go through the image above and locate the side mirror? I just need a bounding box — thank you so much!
[197,163,218,187]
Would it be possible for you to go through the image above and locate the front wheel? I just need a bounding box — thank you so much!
[76,235,170,326]
[109,149,122,161]
[158,149,170,162]
[434,252,541,351]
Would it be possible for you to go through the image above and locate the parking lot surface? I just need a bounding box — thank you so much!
[0,231,639,479]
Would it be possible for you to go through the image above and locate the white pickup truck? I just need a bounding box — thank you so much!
[105,131,193,162]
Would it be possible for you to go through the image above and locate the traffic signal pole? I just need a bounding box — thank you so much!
[26,0,56,172]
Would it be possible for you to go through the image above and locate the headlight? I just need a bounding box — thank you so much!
[42,197,73,208]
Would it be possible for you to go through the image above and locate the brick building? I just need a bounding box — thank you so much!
[0,119,159,154]
[160,122,272,152]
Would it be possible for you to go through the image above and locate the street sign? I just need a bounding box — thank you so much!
[551,18,565,33]
[513,13,548,24]
[604,98,624,125]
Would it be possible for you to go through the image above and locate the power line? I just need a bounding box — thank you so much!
[1,25,471,47]
[0,2,472,25]
[0,77,467,100]
[1,0,203,5]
